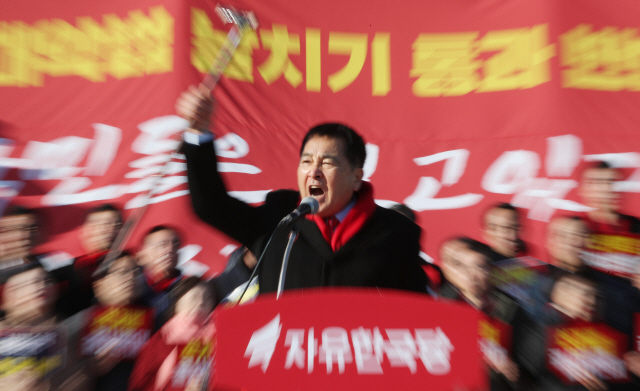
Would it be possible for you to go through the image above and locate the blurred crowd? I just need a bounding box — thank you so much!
[1,160,640,390]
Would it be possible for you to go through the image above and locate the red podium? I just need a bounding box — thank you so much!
[213,289,486,391]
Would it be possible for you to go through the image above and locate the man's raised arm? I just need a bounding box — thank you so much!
[175,84,274,248]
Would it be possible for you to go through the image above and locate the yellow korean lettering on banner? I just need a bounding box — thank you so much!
[258,24,302,87]
[327,32,368,92]
[561,24,640,91]
[191,8,259,83]
[371,33,391,96]
[410,32,481,97]
[478,319,499,343]
[0,6,173,87]
[478,24,555,92]
[93,307,145,330]
[305,28,322,91]
[411,24,554,97]
[190,11,391,95]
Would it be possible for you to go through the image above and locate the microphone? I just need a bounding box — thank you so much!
[281,197,320,225]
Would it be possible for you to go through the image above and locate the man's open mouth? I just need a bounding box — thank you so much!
[309,186,325,197]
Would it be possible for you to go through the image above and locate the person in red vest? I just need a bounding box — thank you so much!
[58,204,122,316]
[84,251,153,391]
[175,84,427,294]
[437,237,524,390]
[137,225,183,327]
[1,263,92,390]
[515,272,627,391]
[129,276,216,391]
[578,161,640,342]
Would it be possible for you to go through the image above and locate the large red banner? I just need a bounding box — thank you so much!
[2,0,640,276]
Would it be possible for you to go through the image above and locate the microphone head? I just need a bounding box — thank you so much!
[300,196,320,214]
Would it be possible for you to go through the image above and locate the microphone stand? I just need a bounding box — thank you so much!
[276,223,299,299]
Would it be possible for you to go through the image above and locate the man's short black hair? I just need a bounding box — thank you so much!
[144,225,182,247]
[92,250,135,281]
[4,205,38,218]
[2,205,41,228]
[481,202,520,226]
[85,203,122,222]
[300,123,367,169]
[167,276,213,318]
[587,160,613,170]
[461,238,494,265]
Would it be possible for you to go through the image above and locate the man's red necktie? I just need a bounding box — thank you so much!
[325,216,339,241]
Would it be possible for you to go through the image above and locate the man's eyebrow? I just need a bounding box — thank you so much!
[320,154,339,161]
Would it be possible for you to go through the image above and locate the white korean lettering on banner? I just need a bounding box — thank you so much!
[125,116,189,209]
[351,327,383,374]
[548,348,627,382]
[415,327,454,375]
[248,318,455,375]
[40,126,123,206]
[319,327,353,374]
[284,329,306,370]
[483,135,595,222]
[381,329,418,373]
[308,327,317,374]
[405,149,484,211]
[0,139,25,214]
[362,143,379,181]
[0,115,272,214]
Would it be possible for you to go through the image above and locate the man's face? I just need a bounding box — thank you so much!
[140,229,179,278]
[440,239,466,288]
[553,277,597,322]
[297,136,363,217]
[483,208,520,258]
[175,283,214,321]
[0,214,38,261]
[81,211,121,253]
[94,256,140,306]
[546,218,588,271]
[579,167,620,212]
[456,249,491,301]
[2,267,56,321]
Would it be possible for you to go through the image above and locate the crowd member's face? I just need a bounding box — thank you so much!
[483,208,520,259]
[175,283,214,321]
[94,256,140,306]
[297,136,363,218]
[546,218,588,271]
[552,277,597,322]
[455,249,491,302]
[140,229,179,278]
[0,213,38,261]
[579,167,620,213]
[81,210,121,253]
[440,239,466,288]
[2,267,56,322]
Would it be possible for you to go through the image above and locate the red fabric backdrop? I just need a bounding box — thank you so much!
[2,0,640,276]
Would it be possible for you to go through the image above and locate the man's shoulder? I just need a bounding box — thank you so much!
[618,213,640,233]
[263,189,301,216]
[438,281,462,301]
[371,205,421,234]
[265,189,299,203]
